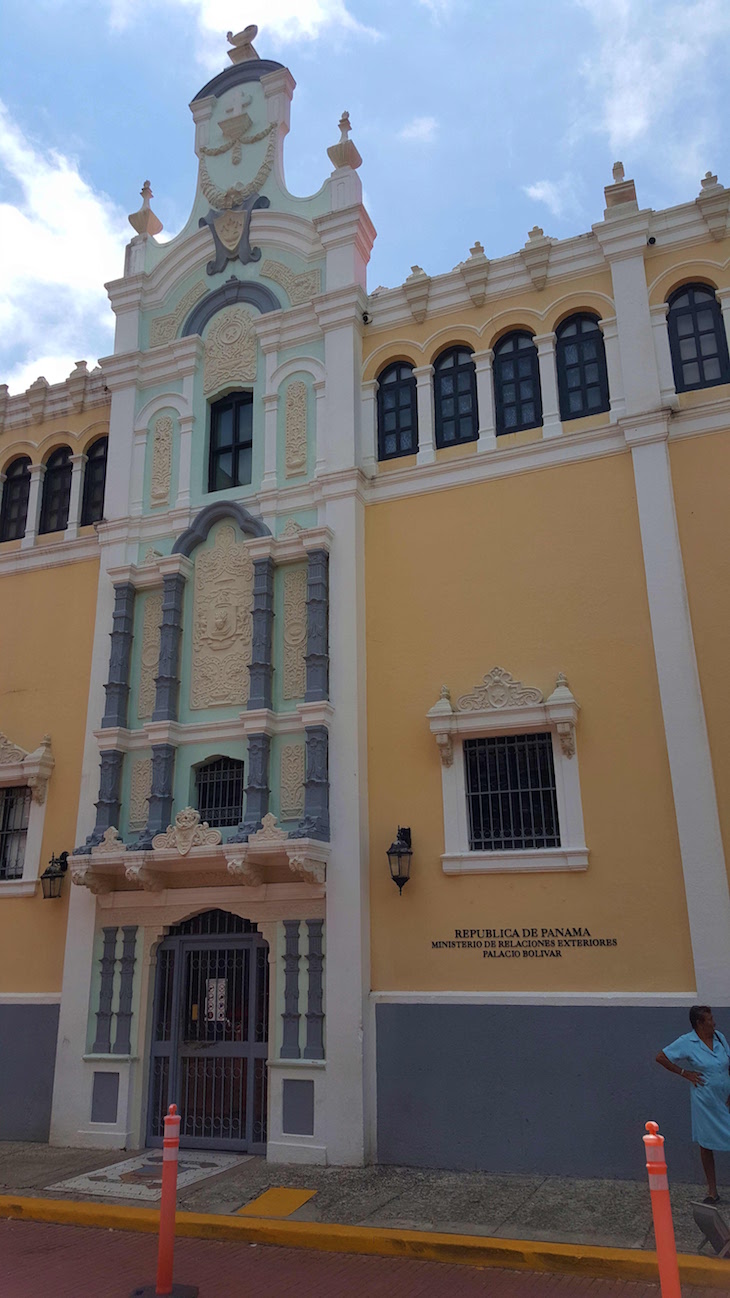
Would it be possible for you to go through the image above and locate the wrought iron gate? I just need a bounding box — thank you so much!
[147,910,269,1152]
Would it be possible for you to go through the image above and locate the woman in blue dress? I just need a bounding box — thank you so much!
[657,1005,730,1203]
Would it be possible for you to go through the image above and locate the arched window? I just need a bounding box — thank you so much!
[377,362,418,460]
[39,446,72,535]
[0,456,31,542]
[493,332,542,436]
[556,314,609,421]
[434,346,478,447]
[667,284,730,392]
[209,392,253,493]
[80,436,108,526]
[195,757,245,828]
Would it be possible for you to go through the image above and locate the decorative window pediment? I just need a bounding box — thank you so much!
[0,731,54,896]
[0,731,54,803]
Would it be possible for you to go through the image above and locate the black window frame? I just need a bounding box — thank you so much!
[80,436,108,526]
[667,283,730,393]
[208,391,254,494]
[195,756,245,829]
[556,314,610,422]
[0,456,31,542]
[464,732,561,852]
[0,785,31,880]
[493,331,543,436]
[39,446,72,535]
[434,346,478,448]
[376,361,418,461]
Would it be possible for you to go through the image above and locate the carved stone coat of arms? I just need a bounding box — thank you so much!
[190,525,254,709]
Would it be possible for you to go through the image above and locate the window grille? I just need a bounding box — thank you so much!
[208,393,253,492]
[434,347,478,447]
[667,284,730,392]
[464,733,560,851]
[168,909,256,937]
[556,315,609,421]
[80,437,108,526]
[493,332,542,435]
[39,446,72,534]
[377,362,418,459]
[195,757,245,828]
[0,786,31,880]
[0,457,31,542]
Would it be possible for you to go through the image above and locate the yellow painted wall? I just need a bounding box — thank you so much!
[670,429,730,886]
[365,451,695,993]
[0,556,99,992]
[0,408,109,472]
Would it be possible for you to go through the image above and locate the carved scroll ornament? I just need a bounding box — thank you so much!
[151,807,222,856]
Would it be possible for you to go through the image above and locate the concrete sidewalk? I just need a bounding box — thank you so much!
[0,1141,723,1257]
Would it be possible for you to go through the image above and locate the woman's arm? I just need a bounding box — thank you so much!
[656,1051,704,1086]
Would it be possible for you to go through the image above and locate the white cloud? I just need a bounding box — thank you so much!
[398,116,438,144]
[107,0,378,63]
[416,0,455,15]
[577,0,730,174]
[0,100,130,394]
[523,176,580,220]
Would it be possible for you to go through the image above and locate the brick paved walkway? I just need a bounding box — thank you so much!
[0,1220,721,1298]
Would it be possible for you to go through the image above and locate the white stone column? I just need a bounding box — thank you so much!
[624,415,730,1002]
[129,430,146,518]
[21,463,45,550]
[360,379,378,475]
[650,303,679,411]
[176,414,194,510]
[534,334,562,439]
[598,318,625,423]
[313,379,327,475]
[714,288,730,360]
[262,392,279,489]
[413,365,436,465]
[473,349,497,451]
[64,454,87,540]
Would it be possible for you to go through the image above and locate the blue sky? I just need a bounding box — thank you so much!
[1,0,729,393]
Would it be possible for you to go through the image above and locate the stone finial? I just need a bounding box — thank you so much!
[227,24,259,64]
[27,376,49,423]
[470,240,485,256]
[604,161,637,212]
[528,225,544,240]
[521,226,552,291]
[68,360,89,414]
[700,170,723,192]
[128,181,163,238]
[459,241,489,306]
[612,161,625,183]
[403,265,431,322]
[327,111,363,171]
[696,170,729,241]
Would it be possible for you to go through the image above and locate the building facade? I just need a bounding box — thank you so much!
[2,31,730,1177]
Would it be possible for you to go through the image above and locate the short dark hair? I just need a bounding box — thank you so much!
[690,1005,712,1030]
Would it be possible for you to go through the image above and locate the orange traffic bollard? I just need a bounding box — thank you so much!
[130,1105,198,1298]
[643,1120,682,1298]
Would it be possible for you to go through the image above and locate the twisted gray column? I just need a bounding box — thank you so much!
[291,726,330,841]
[281,920,301,1058]
[75,750,124,854]
[152,572,186,722]
[112,925,137,1055]
[304,919,325,1060]
[102,583,136,728]
[228,733,269,842]
[248,557,275,710]
[305,549,329,702]
[92,927,117,1054]
[130,743,176,850]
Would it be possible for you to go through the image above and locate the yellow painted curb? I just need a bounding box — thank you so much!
[1,1194,729,1288]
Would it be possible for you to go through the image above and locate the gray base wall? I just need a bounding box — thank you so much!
[0,1004,60,1142]
[376,1003,707,1181]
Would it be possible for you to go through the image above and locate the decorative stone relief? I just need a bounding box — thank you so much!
[284,381,307,478]
[282,567,307,700]
[149,281,207,347]
[94,826,126,853]
[203,306,256,396]
[0,731,54,802]
[191,524,254,710]
[138,592,163,721]
[150,415,173,505]
[129,758,152,831]
[225,851,263,886]
[152,807,222,856]
[287,849,326,885]
[280,518,303,539]
[260,260,321,306]
[141,547,163,565]
[69,862,111,895]
[430,686,454,767]
[0,732,27,764]
[280,744,305,820]
[248,812,288,845]
[456,667,544,712]
[124,861,163,891]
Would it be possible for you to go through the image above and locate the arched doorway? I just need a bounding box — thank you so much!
[146,909,269,1152]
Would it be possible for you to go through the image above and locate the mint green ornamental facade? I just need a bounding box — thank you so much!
[51,28,375,1163]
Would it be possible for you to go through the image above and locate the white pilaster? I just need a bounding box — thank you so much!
[21,463,45,550]
[176,415,194,510]
[262,393,279,489]
[534,334,562,438]
[650,304,679,411]
[714,288,730,359]
[64,454,87,540]
[598,318,626,422]
[623,415,730,1003]
[473,349,497,451]
[414,365,436,465]
[360,380,378,475]
[314,289,365,473]
[129,430,146,518]
[313,379,327,475]
[594,214,662,417]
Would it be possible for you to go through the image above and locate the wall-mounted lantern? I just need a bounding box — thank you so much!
[386,827,412,895]
[40,851,68,900]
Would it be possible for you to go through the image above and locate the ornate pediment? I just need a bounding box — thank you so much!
[456,667,543,712]
[152,807,222,856]
[0,731,54,803]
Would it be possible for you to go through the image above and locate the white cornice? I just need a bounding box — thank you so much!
[0,532,100,575]
[100,336,205,390]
